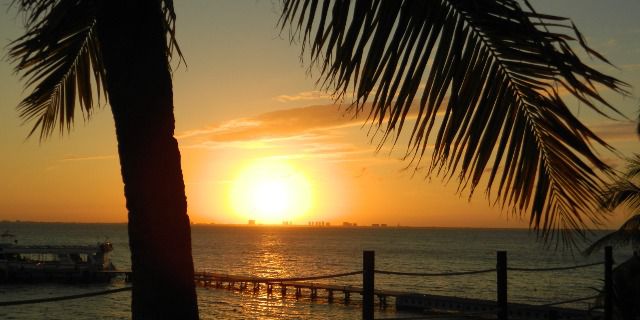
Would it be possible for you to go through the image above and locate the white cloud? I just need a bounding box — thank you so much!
[275,90,334,103]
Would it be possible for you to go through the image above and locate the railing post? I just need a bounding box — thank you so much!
[363,250,375,320]
[497,251,508,320]
[604,246,613,320]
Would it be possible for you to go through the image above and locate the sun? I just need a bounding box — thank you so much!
[230,160,313,224]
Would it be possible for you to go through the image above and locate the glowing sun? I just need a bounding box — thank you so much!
[230,160,313,224]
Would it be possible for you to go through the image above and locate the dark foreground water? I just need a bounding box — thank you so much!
[0,223,631,319]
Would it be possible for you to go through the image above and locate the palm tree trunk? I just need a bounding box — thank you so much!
[96,1,198,319]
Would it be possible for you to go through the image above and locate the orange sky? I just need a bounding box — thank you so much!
[0,1,639,228]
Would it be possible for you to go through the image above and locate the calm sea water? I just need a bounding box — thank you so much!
[0,223,631,319]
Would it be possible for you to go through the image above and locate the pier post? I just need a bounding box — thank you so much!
[604,246,613,320]
[363,250,375,320]
[379,295,387,309]
[497,251,508,320]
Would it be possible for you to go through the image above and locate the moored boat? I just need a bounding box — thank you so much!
[0,232,116,283]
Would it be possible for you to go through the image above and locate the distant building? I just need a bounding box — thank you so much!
[307,221,331,227]
[381,224,387,227]
[372,224,379,227]
[248,220,256,225]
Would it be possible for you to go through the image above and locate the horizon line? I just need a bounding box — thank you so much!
[0,220,616,231]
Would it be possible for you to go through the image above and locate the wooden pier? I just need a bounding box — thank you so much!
[194,272,400,307]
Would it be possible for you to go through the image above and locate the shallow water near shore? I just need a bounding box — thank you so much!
[0,222,631,319]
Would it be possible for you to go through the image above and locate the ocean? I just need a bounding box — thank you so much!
[0,222,630,319]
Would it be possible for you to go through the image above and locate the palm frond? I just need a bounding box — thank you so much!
[601,179,640,211]
[584,155,640,255]
[584,214,640,256]
[280,0,629,243]
[599,154,640,211]
[622,154,640,180]
[8,0,183,140]
[9,0,105,140]
[160,0,185,66]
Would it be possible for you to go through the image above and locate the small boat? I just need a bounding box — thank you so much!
[0,232,117,283]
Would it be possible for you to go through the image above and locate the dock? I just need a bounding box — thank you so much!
[194,271,401,306]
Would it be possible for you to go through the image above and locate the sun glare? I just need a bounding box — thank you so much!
[230,160,313,224]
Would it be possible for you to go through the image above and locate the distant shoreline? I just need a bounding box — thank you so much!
[0,220,614,231]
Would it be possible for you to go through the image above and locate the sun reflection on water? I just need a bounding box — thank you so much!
[250,232,288,278]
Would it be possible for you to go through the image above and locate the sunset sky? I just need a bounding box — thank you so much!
[0,0,638,228]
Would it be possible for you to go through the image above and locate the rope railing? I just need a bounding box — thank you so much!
[0,287,131,306]
[540,294,600,307]
[373,261,604,277]
[508,261,604,272]
[374,268,496,277]
[195,270,363,282]
[367,251,612,320]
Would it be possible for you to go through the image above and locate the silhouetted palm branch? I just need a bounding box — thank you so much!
[584,215,640,256]
[584,155,640,255]
[601,155,640,213]
[8,0,105,139]
[8,0,182,140]
[280,0,629,244]
[621,154,640,180]
[601,179,640,212]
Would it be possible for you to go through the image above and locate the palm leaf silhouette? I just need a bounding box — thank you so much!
[584,215,640,256]
[8,0,182,140]
[280,0,629,244]
[585,155,640,255]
